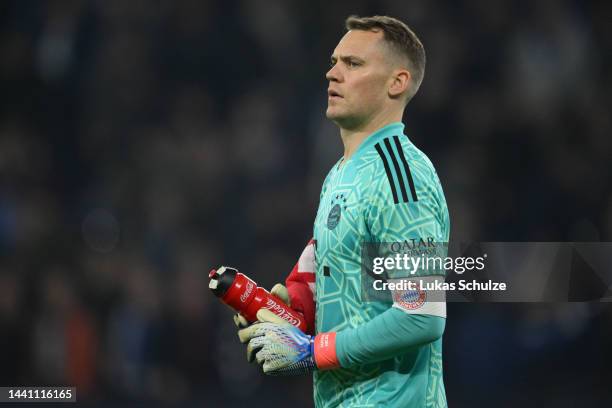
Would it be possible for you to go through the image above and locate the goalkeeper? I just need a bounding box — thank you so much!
[236,15,450,408]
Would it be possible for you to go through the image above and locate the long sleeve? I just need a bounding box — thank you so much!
[336,307,445,367]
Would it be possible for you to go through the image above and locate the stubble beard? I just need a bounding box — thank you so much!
[326,108,364,130]
[326,106,347,126]
[326,100,353,124]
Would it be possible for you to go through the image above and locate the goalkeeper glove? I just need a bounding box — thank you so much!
[238,308,341,376]
[238,308,315,375]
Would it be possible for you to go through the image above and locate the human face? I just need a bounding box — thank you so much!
[326,30,393,129]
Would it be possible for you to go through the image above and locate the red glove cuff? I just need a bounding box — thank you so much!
[313,332,340,370]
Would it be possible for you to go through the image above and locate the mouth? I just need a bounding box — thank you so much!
[327,89,343,99]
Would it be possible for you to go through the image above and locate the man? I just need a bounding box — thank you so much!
[237,15,450,407]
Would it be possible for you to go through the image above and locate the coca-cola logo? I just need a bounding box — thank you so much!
[240,282,254,303]
[265,299,300,326]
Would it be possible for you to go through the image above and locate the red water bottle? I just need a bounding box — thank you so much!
[209,266,307,332]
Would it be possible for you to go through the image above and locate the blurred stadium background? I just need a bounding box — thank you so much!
[1,0,611,406]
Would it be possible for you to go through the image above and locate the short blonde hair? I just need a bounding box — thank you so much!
[345,15,426,103]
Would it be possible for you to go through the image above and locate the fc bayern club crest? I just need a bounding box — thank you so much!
[327,193,347,230]
[395,287,427,310]
[327,204,341,229]
[327,193,346,229]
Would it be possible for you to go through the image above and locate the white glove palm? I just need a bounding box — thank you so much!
[238,308,315,376]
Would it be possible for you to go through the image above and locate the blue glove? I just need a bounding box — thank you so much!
[238,309,316,376]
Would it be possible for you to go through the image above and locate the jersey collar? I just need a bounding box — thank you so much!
[350,122,405,163]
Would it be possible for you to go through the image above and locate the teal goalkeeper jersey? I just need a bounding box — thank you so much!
[312,122,450,408]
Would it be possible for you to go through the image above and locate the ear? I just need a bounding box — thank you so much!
[388,69,411,99]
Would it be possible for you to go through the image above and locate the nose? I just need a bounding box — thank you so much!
[326,64,341,82]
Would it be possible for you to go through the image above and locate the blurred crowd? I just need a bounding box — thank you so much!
[1,0,611,406]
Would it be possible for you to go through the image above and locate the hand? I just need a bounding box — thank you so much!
[233,283,290,329]
[238,308,315,376]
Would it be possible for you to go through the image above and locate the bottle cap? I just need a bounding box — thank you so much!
[208,266,238,297]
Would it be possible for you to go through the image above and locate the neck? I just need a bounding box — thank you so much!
[339,109,403,161]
